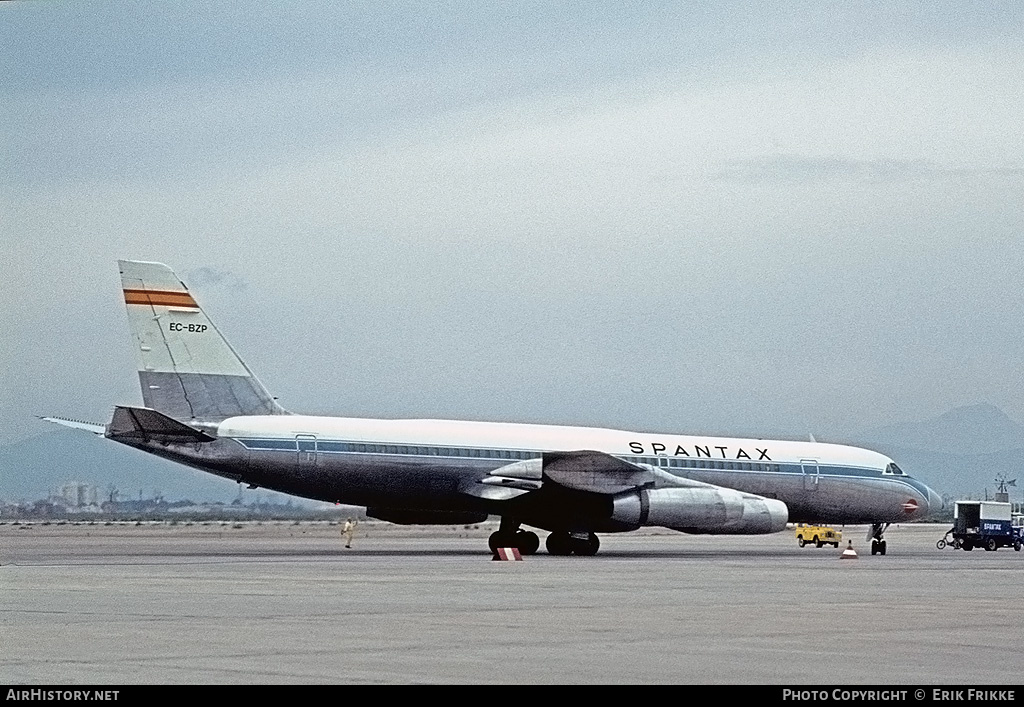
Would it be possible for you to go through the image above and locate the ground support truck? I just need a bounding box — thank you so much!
[945,501,1021,552]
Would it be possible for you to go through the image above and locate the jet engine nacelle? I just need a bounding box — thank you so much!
[610,487,788,534]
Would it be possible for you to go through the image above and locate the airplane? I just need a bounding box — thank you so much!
[44,259,943,556]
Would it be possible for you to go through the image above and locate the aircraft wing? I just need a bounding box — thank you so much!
[541,451,747,492]
[542,450,655,493]
[470,450,721,501]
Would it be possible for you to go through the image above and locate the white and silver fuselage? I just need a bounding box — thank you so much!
[119,414,939,528]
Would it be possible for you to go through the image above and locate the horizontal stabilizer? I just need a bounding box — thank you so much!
[107,406,216,442]
[39,416,106,435]
[543,451,654,494]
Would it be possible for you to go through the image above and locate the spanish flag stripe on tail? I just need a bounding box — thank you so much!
[123,289,199,308]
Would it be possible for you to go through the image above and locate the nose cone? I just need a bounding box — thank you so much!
[908,485,943,518]
[901,483,940,519]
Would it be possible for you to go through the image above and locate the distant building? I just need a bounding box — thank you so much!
[58,482,99,508]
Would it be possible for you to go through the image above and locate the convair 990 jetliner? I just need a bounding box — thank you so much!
[46,260,942,556]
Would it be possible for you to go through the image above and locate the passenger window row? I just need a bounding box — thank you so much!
[632,457,780,472]
[241,439,782,472]
[244,439,540,460]
[345,443,540,460]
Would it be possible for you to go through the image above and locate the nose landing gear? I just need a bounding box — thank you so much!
[868,522,890,555]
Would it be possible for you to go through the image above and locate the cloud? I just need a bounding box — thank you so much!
[711,155,1024,184]
[183,267,248,292]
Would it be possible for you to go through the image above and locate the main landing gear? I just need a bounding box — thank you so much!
[869,522,890,556]
[544,531,600,556]
[488,517,600,556]
[488,517,540,556]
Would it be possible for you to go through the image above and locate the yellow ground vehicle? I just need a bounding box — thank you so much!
[795,523,842,548]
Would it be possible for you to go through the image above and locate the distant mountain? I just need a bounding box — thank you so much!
[0,428,245,503]
[853,403,1024,456]
[850,403,1024,501]
[850,443,1024,501]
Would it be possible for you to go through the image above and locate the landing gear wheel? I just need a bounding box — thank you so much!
[488,531,517,554]
[516,530,540,556]
[545,532,574,556]
[868,522,890,557]
[572,533,600,556]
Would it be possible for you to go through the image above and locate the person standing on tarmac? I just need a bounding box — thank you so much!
[342,517,357,548]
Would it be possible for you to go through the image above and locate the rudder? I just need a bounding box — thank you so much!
[119,259,288,420]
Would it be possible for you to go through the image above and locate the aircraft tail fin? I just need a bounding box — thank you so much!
[118,260,288,421]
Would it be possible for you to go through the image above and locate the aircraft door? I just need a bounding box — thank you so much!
[800,459,820,491]
[297,434,318,470]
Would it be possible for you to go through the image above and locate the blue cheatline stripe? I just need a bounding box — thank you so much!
[236,438,539,460]
[232,438,905,483]
[238,438,299,451]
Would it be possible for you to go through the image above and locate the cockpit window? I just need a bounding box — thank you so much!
[885,463,905,476]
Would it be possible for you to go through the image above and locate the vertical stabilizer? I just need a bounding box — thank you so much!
[119,259,288,420]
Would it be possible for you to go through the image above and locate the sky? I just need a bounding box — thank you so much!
[3,2,1024,447]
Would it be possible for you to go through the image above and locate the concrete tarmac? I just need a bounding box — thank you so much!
[2,521,1023,685]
